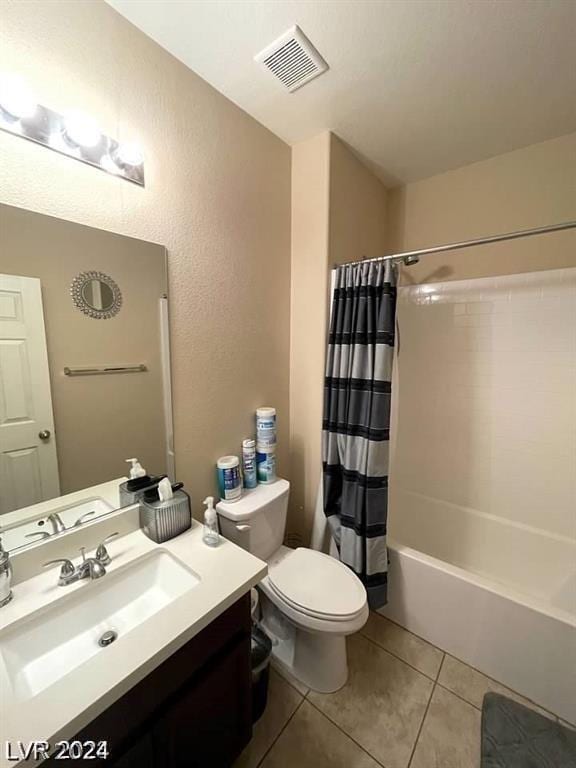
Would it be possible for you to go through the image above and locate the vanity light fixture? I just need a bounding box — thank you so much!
[0,73,145,186]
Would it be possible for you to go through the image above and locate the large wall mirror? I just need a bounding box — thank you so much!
[0,203,172,551]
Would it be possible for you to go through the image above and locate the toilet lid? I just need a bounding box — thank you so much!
[268,548,366,618]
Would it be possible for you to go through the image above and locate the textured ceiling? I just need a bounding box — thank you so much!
[107,0,576,185]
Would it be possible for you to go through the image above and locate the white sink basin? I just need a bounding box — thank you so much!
[0,550,200,700]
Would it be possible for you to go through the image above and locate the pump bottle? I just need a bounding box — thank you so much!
[202,497,220,547]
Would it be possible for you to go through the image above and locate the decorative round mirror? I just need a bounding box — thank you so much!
[70,271,122,319]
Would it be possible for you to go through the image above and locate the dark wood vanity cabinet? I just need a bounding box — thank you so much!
[44,594,252,768]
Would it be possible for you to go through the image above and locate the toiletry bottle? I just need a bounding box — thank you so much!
[0,537,13,608]
[256,407,277,447]
[127,457,146,478]
[202,496,220,547]
[242,438,257,489]
[216,456,242,501]
[119,458,165,507]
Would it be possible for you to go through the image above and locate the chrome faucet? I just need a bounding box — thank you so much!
[25,510,94,543]
[74,511,95,527]
[43,533,119,587]
[47,512,66,534]
[0,537,13,608]
[25,531,51,542]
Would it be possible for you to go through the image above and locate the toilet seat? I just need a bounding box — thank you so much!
[266,547,366,623]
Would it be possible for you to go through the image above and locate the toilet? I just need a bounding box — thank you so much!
[216,478,368,693]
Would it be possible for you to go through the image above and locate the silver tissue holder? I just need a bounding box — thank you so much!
[140,487,191,543]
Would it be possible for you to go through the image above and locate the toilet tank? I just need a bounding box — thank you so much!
[216,479,290,560]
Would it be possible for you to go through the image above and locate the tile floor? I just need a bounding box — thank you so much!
[235,611,566,768]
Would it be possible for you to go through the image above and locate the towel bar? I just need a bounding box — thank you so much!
[63,364,147,376]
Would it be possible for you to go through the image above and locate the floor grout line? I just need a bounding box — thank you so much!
[254,696,306,768]
[406,681,436,768]
[270,663,310,699]
[264,630,566,767]
[360,631,441,684]
[440,652,559,717]
[435,651,446,682]
[363,616,559,720]
[305,697,391,768]
[262,674,478,768]
[434,681,483,712]
[368,611,442,652]
[434,679,559,719]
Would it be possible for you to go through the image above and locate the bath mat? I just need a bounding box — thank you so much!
[481,693,576,768]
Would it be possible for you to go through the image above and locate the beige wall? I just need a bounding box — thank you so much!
[1,203,166,496]
[289,133,389,542]
[329,136,388,267]
[289,133,331,541]
[388,131,576,283]
[0,0,291,517]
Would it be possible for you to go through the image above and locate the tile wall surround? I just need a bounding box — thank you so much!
[390,267,576,607]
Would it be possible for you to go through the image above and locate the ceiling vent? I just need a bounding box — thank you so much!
[255,26,328,93]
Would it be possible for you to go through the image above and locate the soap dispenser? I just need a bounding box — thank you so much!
[119,458,165,507]
[202,497,220,547]
[127,457,146,479]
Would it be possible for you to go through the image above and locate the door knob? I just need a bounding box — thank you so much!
[38,430,51,441]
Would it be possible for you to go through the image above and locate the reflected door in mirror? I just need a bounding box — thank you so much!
[0,275,60,514]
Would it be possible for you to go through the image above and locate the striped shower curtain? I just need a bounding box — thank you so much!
[322,260,396,609]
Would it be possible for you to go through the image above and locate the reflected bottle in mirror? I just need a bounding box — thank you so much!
[0,538,13,608]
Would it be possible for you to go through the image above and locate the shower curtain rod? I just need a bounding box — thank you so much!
[333,220,576,269]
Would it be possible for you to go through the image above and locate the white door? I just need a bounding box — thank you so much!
[0,274,60,514]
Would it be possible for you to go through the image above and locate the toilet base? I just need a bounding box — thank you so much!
[259,590,349,693]
[280,628,348,693]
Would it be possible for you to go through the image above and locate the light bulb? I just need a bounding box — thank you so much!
[0,74,37,119]
[63,110,101,148]
[101,154,122,175]
[116,141,143,166]
[49,130,76,155]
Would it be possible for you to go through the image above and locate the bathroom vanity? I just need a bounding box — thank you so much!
[44,594,252,767]
[0,522,267,768]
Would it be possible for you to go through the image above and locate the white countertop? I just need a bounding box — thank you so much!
[0,523,266,766]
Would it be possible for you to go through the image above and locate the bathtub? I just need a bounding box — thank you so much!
[382,270,576,724]
[381,529,576,723]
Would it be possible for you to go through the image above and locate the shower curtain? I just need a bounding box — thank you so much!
[322,260,396,609]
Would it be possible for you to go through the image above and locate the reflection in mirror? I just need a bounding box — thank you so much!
[1,495,115,552]
[0,203,172,552]
[71,270,123,319]
[82,279,114,310]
